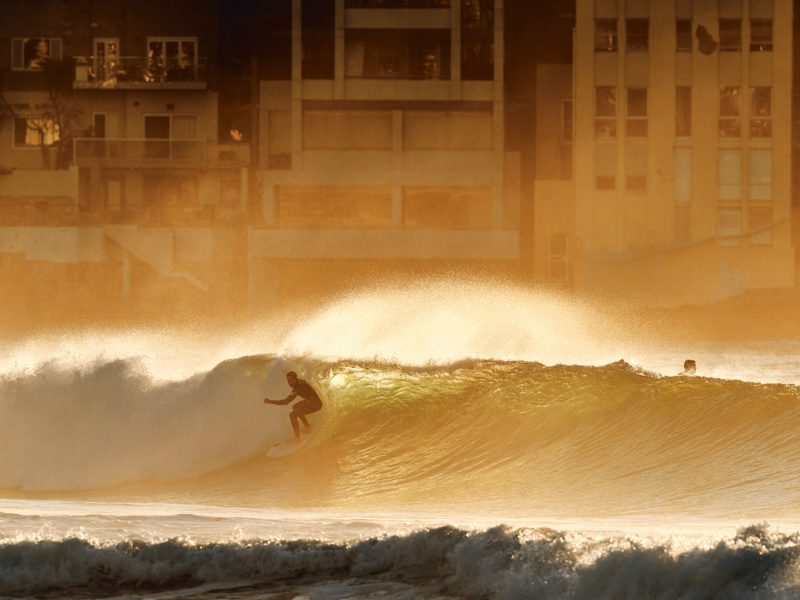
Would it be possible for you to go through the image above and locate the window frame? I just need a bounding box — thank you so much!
[750,19,773,52]
[719,86,741,138]
[749,86,772,138]
[718,19,742,52]
[145,36,199,82]
[13,116,61,147]
[626,87,648,137]
[595,85,617,139]
[676,19,692,52]
[626,18,649,52]
[595,18,618,52]
[11,37,63,71]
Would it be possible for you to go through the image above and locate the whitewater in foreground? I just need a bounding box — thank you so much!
[2,281,800,599]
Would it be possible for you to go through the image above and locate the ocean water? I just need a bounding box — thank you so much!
[3,282,800,599]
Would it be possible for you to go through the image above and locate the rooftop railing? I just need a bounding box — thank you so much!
[73,56,207,89]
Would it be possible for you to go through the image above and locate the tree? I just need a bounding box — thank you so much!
[0,58,84,170]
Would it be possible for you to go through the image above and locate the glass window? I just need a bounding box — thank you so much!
[749,148,772,200]
[595,86,616,138]
[626,19,649,51]
[718,148,741,200]
[626,140,648,192]
[595,142,616,189]
[595,19,618,52]
[719,87,740,137]
[146,37,197,82]
[676,87,691,137]
[676,20,692,51]
[11,37,62,70]
[346,30,450,79]
[719,19,741,51]
[594,142,617,190]
[626,88,647,137]
[750,19,773,51]
[13,117,60,146]
[461,0,493,80]
[750,87,771,137]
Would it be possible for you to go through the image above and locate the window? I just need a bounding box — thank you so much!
[595,142,616,190]
[302,1,334,79]
[750,19,773,52]
[718,148,741,201]
[676,19,692,51]
[14,117,60,146]
[462,0,493,80]
[717,209,742,245]
[92,38,119,83]
[346,30,450,79]
[626,140,648,192]
[626,19,649,51]
[595,19,618,52]
[749,148,772,201]
[595,86,616,138]
[146,37,198,82]
[719,19,741,51]
[11,37,62,70]
[676,87,691,137]
[626,88,647,137]
[750,87,771,137]
[719,87,740,137]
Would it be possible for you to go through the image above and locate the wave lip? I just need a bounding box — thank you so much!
[1,524,798,599]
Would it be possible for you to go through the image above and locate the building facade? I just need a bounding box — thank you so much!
[535,0,795,305]
[248,0,518,308]
[0,0,519,321]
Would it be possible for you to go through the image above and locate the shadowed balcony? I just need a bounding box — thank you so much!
[73,56,207,89]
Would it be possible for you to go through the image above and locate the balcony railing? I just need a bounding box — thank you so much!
[73,138,206,167]
[73,56,207,89]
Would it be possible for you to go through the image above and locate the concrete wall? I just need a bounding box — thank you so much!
[556,0,796,303]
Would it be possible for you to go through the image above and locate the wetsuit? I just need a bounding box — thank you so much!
[289,379,322,411]
[288,378,322,437]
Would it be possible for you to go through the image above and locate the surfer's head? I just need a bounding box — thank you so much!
[286,371,298,385]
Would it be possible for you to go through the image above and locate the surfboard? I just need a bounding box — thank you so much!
[266,439,306,458]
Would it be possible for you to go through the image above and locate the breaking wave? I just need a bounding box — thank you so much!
[1,356,800,520]
[2,524,800,599]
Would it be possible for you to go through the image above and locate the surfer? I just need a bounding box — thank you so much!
[264,371,322,444]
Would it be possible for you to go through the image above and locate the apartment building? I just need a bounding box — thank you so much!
[535,0,795,305]
[0,0,251,320]
[248,0,519,307]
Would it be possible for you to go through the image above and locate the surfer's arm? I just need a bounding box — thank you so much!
[264,393,297,405]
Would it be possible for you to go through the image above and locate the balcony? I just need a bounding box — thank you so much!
[73,138,206,167]
[73,56,207,90]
